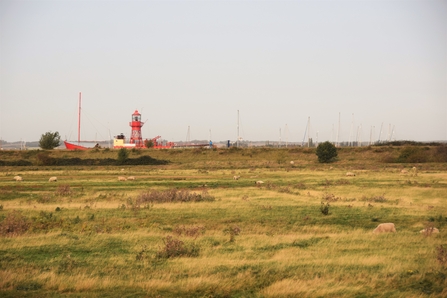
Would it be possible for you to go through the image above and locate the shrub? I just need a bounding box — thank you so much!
[174,225,206,239]
[320,202,330,215]
[156,236,199,258]
[39,131,61,150]
[223,225,241,242]
[136,189,215,204]
[0,210,30,236]
[32,211,61,231]
[397,146,428,163]
[117,148,129,165]
[316,141,338,163]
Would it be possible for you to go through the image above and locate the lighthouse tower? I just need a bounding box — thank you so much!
[129,110,144,147]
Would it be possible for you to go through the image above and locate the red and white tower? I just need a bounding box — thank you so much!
[129,110,144,147]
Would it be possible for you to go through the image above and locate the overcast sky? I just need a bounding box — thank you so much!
[1,0,446,144]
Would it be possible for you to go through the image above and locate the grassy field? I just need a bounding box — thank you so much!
[1,146,447,297]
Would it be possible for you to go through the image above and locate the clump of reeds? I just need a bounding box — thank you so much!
[136,189,215,204]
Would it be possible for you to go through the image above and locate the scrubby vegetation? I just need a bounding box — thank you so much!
[0,146,446,296]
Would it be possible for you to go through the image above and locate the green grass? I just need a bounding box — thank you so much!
[0,147,447,297]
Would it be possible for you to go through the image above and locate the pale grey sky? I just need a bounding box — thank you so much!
[1,0,446,144]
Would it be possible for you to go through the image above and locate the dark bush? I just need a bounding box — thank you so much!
[320,202,330,215]
[36,152,55,166]
[16,281,43,291]
[397,146,428,163]
[124,155,169,165]
[435,146,447,162]
[0,160,33,166]
[39,131,61,150]
[316,141,338,163]
[117,148,129,165]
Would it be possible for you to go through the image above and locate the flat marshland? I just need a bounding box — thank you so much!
[1,146,447,297]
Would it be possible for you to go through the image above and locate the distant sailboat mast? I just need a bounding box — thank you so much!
[279,128,281,147]
[78,92,81,145]
[378,122,384,143]
[186,125,191,145]
[336,112,340,147]
[301,117,311,147]
[237,110,240,148]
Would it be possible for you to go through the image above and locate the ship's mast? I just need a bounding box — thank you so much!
[237,110,240,148]
[78,92,81,144]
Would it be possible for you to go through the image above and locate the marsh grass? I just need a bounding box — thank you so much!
[0,148,447,296]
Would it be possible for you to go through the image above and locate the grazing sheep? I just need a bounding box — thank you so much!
[118,176,127,181]
[14,176,23,181]
[233,175,240,180]
[346,172,356,177]
[420,227,439,234]
[373,223,396,234]
[48,177,57,182]
[290,161,294,165]
[127,176,135,181]
[255,181,264,185]
[400,169,408,174]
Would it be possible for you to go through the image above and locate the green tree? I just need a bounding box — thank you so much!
[316,141,338,163]
[144,139,154,148]
[39,131,61,150]
[117,148,129,164]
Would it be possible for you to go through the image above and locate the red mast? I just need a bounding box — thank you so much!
[129,110,144,147]
[78,92,81,144]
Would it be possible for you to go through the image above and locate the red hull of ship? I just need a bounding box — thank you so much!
[64,141,89,150]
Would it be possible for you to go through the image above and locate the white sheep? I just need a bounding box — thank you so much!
[233,175,240,180]
[127,176,135,181]
[346,172,356,177]
[14,176,23,181]
[118,176,127,181]
[373,223,396,234]
[420,227,439,234]
[48,177,57,182]
[255,181,264,185]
